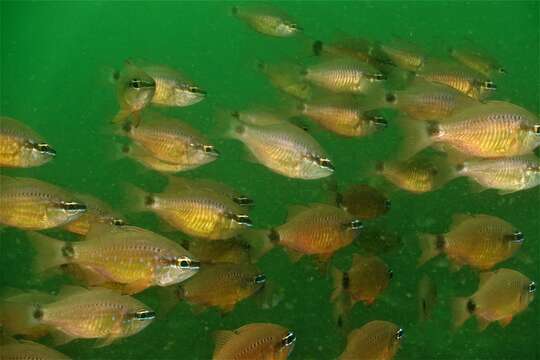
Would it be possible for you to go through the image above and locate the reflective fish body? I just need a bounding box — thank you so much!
[232,6,301,37]
[142,64,206,107]
[418,214,524,270]
[213,323,295,360]
[226,114,334,179]
[0,116,56,168]
[455,156,540,194]
[452,268,535,330]
[373,38,425,72]
[0,340,71,360]
[0,176,86,230]
[119,112,219,169]
[450,45,506,77]
[128,177,252,240]
[30,225,199,294]
[339,321,403,360]
[176,262,266,313]
[336,184,391,220]
[120,143,200,173]
[63,194,125,235]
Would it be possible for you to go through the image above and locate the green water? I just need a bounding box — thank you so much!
[1,1,539,359]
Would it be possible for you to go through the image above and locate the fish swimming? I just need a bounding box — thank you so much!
[0,339,71,360]
[232,5,301,37]
[62,193,125,235]
[339,320,403,360]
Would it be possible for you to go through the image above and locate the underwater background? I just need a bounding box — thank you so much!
[1,1,539,359]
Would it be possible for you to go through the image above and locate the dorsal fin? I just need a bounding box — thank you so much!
[286,205,309,220]
[451,213,472,227]
[478,271,495,287]
[213,330,236,353]
[165,176,195,193]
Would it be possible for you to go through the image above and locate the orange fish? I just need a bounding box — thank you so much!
[0,339,71,360]
[452,268,535,330]
[213,323,295,360]
[339,320,403,360]
[418,214,524,271]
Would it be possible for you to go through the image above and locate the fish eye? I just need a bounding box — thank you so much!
[188,86,206,95]
[345,219,363,230]
[528,281,536,293]
[110,218,125,226]
[512,231,525,243]
[128,79,154,89]
[281,331,296,347]
[233,196,254,206]
[533,125,540,135]
[59,201,87,212]
[317,157,335,171]
[395,328,404,340]
[35,143,56,156]
[384,199,392,209]
[498,67,506,74]
[388,269,394,280]
[232,214,253,227]
[254,273,266,284]
[176,258,200,269]
[132,309,156,321]
[482,81,497,90]
[202,145,220,156]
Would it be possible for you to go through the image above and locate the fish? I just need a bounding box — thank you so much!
[118,112,219,169]
[29,224,200,294]
[416,58,496,100]
[452,268,535,330]
[62,193,125,235]
[418,214,524,271]
[418,274,437,322]
[0,286,155,347]
[371,38,426,72]
[0,339,71,360]
[126,177,253,240]
[224,112,334,179]
[257,61,312,101]
[0,116,56,168]
[112,60,156,126]
[303,59,385,94]
[298,99,388,137]
[232,6,301,37]
[183,238,251,264]
[140,63,206,107]
[175,262,266,313]
[335,184,391,220]
[451,156,540,194]
[354,227,403,255]
[119,143,198,173]
[312,37,376,65]
[0,176,86,230]
[213,323,295,360]
[331,255,392,326]
[399,101,540,159]
[382,80,477,121]
[339,320,403,360]
[449,44,506,77]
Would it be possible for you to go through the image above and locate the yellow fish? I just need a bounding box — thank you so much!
[339,321,403,360]
[257,61,312,101]
[0,116,56,168]
[29,224,199,294]
[450,43,506,78]
[418,214,524,271]
[312,37,376,65]
[0,176,86,230]
[452,268,535,330]
[127,177,252,240]
[63,193,125,235]
[373,38,425,72]
[232,6,301,37]
[213,323,295,360]
[0,339,71,360]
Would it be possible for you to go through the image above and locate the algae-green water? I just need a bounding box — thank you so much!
[1,1,539,359]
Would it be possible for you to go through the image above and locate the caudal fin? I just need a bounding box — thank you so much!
[451,297,472,329]
[27,232,69,273]
[396,117,435,160]
[417,233,444,267]
[240,229,275,262]
[111,109,131,125]
[122,183,153,213]
[0,290,54,337]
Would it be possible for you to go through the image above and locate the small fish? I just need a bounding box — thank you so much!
[336,184,391,220]
[383,80,477,121]
[29,224,199,294]
[140,63,206,107]
[417,58,496,100]
[257,61,312,101]
[119,143,196,173]
[118,112,219,169]
[354,227,403,255]
[0,339,71,360]
[225,112,334,179]
[339,320,403,360]
[399,101,540,159]
[176,263,266,313]
[232,6,301,37]
[0,116,56,168]
[312,38,376,65]
[452,268,535,330]
[63,194,125,235]
[303,59,385,94]
[183,238,251,264]
[418,274,437,322]
[450,44,506,77]
[112,60,155,126]
[298,99,388,137]
[331,255,392,326]
[372,38,425,72]
[418,214,524,271]
[452,156,540,194]
[213,323,295,360]
[0,286,155,347]
[0,176,86,230]
[126,177,252,240]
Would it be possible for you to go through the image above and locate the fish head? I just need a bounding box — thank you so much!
[23,141,56,166]
[277,330,296,356]
[156,256,201,286]
[276,21,302,36]
[173,84,207,106]
[122,304,156,336]
[120,74,156,111]
[49,200,87,223]
[522,124,540,151]
[229,213,253,229]
[518,280,536,308]
[524,161,540,186]
[189,143,220,165]
[304,153,335,178]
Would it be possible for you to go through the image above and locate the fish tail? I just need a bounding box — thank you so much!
[417,233,444,267]
[330,267,344,302]
[111,109,130,125]
[241,229,276,262]
[396,116,435,160]
[27,232,70,273]
[451,297,472,329]
[0,294,47,337]
[122,183,153,213]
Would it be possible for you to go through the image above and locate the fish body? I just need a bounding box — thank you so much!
[374,39,425,72]
[452,268,535,330]
[336,184,390,219]
[450,46,505,77]
[0,340,71,360]
[257,61,311,100]
[339,321,403,360]
[232,6,300,37]
[0,176,86,230]
[63,194,124,235]
[418,214,523,270]
[213,323,295,360]
[0,116,56,168]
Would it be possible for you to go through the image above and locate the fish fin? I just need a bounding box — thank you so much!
[477,317,491,331]
[218,304,235,315]
[240,229,275,261]
[451,213,472,227]
[333,292,353,330]
[62,263,109,286]
[0,292,46,337]
[213,330,236,354]
[451,297,471,329]
[286,205,309,220]
[132,111,142,128]
[50,329,76,346]
[191,304,207,315]
[27,232,69,273]
[242,150,260,164]
[164,176,195,193]
[396,116,434,160]
[122,183,153,213]
[498,316,513,327]
[330,267,344,302]
[314,253,332,274]
[112,109,131,125]
[122,278,151,295]
[94,335,117,348]
[478,271,495,287]
[468,181,490,193]
[497,189,518,195]
[417,233,444,267]
[57,285,89,298]
[284,248,304,263]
